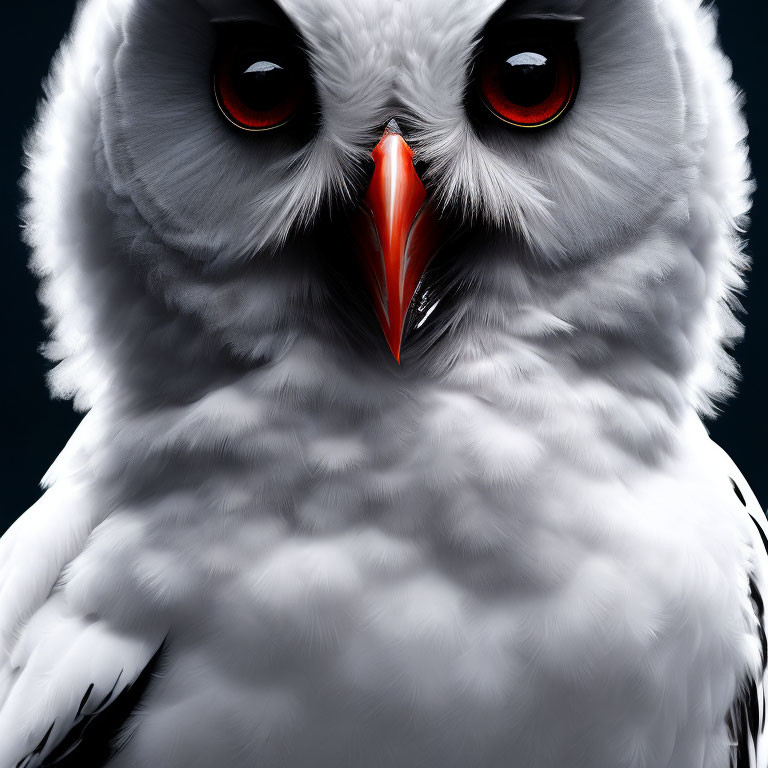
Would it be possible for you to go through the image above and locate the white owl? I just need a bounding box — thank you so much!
[1,0,765,766]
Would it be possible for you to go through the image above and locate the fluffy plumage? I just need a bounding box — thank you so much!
[2,0,765,765]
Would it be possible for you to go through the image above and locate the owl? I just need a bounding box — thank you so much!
[1,0,765,766]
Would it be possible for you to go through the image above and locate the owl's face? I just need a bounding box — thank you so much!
[66,0,743,386]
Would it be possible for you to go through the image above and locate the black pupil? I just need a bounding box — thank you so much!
[233,54,292,112]
[499,46,556,107]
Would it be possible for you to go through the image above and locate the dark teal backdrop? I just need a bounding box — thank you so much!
[1,2,766,533]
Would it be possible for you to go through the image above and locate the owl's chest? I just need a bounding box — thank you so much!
[114,445,748,768]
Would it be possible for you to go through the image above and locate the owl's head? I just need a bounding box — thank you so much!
[25,0,750,417]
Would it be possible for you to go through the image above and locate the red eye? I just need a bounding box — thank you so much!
[479,31,579,129]
[214,45,302,131]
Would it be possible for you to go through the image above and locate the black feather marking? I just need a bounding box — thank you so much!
[76,685,94,719]
[728,621,764,766]
[89,672,123,716]
[14,642,166,768]
[732,478,748,507]
[31,723,56,756]
[748,514,768,665]
[749,515,768,556]
[729,512,768,766]
[728,680,760,768]
[751,576,768,665]
[728,710,750,767]
[14,721,56,768]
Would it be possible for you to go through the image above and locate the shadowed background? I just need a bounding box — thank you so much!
[1,1,766,532]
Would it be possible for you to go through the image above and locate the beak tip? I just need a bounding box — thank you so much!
[386,335,403,365]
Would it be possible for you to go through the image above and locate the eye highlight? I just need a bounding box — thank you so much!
[476,22,580,129]
[212,23,310,132]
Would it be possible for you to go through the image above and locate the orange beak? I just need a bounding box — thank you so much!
[353,121,440,363]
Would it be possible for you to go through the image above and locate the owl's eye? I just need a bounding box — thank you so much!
[477,23,579,129]
[212,17,311,133]
[214,45,303,131]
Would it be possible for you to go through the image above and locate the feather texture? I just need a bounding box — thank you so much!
[4,0,763,766]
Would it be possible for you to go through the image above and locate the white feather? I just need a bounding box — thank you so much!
[4,0,762,765]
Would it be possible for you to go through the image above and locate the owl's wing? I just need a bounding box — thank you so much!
[0,486,164,768]
[711,445,768,768]
[728,497,768,768]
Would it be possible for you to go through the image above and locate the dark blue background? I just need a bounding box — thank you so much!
[1,2,766,533]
